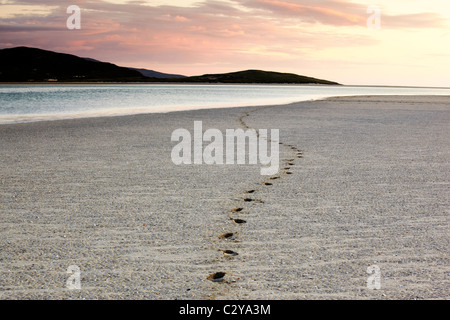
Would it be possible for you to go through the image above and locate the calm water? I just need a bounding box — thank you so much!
[0,84,449,124]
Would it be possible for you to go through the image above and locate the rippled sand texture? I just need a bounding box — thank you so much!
[0,95,449,299]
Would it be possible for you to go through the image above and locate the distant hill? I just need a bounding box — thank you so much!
[0,47,339,84]
[81,58,186,79]
[128,68,186,79]
[0,47,146,82]
[173,70,339,85]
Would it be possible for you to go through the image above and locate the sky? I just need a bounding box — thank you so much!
[0,0,449,87]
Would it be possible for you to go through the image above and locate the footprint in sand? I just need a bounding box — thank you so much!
[219,249,238,257]
[242,198,264,203]
[218,232,235,239]
[206,272,227,282]
[231,218,247,224]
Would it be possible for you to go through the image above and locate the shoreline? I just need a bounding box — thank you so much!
[1,94,450,126]
[1,82,449,90]
[0,95,449,300]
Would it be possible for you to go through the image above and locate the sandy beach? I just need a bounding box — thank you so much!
[0,95,449,300]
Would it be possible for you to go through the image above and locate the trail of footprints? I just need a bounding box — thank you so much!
[206,110,304,284]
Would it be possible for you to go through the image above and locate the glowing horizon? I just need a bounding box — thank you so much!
[0,0,449,87]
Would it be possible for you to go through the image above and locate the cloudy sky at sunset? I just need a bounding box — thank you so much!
[1,0,449,86]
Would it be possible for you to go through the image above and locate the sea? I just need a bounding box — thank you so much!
[0,84,449,124]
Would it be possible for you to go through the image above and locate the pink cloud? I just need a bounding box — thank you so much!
[241,0,364,25]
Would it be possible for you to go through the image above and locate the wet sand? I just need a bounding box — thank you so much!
[0,95,449,299]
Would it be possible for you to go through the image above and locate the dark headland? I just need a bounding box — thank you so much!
[0,46,340,85]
